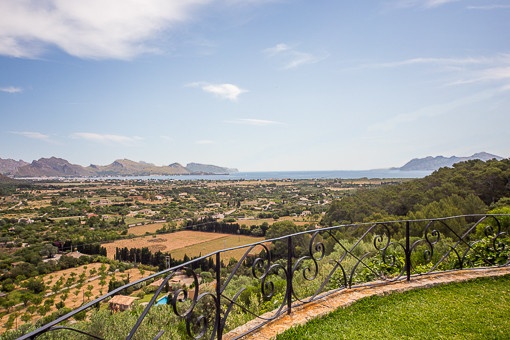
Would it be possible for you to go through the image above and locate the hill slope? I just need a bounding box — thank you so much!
[4,157,237,177]
[15,157,93,177]
[186,162,238,174]
[87,159,190,176]
[399,152,503,171]
[0,158,29,175]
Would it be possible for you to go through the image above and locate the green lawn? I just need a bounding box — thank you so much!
[277,275,510,339]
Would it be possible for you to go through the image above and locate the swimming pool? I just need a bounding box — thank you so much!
[156,296,168,305]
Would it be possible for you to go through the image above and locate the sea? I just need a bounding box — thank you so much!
[87,169,433,181]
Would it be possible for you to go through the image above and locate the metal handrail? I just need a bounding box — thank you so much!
[15,214,510,339]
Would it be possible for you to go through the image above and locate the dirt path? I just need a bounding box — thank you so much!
[225,267,510,339]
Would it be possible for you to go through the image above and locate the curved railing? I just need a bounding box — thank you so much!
[15,214,510,339]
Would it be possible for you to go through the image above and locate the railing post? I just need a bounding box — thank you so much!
[216,252,222,340]
[405,221,411,281]
[286,236,293,315]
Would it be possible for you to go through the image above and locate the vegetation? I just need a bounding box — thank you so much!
[1,158,509,336]
[0,175,32,197]
[276,275,510,339]
[322,158,510,225]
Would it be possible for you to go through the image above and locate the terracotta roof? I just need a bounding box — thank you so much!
[109,295,137,306]
[65,251,87,259]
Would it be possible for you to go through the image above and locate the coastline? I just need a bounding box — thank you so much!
[13,169,433,181]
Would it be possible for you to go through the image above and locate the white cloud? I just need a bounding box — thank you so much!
[361,54,510,88]
[71,132,143,145]
[226,118,282,126]
[368,88,502,132]
[423,0,460,7]
[263,43,291,56]
[393,0,460,9]
[0,0,211,59]
[448,66,510,86]
[263,43,327,69]
[362,53,510,137]
[362,56,493,69]
[0,86,23,93]
[187,82,247,101]
[12,131,51,141]
[391,0,461,9]
[284,51,326,69]
[467,4,510,10]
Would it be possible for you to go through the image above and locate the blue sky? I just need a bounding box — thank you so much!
[1,0,509,171]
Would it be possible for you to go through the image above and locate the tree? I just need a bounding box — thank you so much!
[84,284,94,301]
[266,221,307,258]
[0,296,16,312]
[25,277,46,294]
[40,243,58,259]
[21,312,32,323]
[19,291,35,307]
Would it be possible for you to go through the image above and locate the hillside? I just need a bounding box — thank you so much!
[323,158,510,226]
[0,173,20,184]
[0,158,28,175]
[398,152,503,171]
[87,159,190,176]
[0,173,32,195]
[1,157,237,177]
[15,157,94,177]
[186,162,239,174]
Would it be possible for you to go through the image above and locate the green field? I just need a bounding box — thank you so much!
[277,275,510,339]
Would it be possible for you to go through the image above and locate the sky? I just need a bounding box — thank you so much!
[1,0,509,171]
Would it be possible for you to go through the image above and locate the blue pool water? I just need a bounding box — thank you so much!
[156,296,168,305]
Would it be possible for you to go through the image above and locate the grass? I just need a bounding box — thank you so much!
[124,216,149,225]
[276,275,510,339]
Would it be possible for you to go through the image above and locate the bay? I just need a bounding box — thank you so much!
[90,169,432,181]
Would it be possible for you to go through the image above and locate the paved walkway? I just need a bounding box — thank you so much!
[224,267,510,340]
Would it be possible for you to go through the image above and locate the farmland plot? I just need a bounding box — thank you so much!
[102,231,264,261]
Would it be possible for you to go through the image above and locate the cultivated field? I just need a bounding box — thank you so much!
[102,231,265,261]
[0,263,153,334]
[127,222,166,235]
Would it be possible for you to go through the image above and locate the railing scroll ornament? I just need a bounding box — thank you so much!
[13,214,510,340]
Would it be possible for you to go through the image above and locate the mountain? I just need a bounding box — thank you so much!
[0,158,28,175]
[15,157,94,177]
[4,157,237,177]
[186,163,238,174]
[399,152,504,171]
[87,159,190,176]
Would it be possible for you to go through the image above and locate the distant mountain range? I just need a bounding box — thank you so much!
[0,158,28,174]
[0,157,238,178]
[0,152,505,178]
[397,152,504,171]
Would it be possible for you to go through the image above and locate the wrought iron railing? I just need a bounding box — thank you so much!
[15,214,510,339]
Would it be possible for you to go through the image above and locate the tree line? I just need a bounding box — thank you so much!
[322,159,510,226]
[183,216,268,236]
[114,246,216,272]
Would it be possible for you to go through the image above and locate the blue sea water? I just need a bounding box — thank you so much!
[92,169,432,181]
